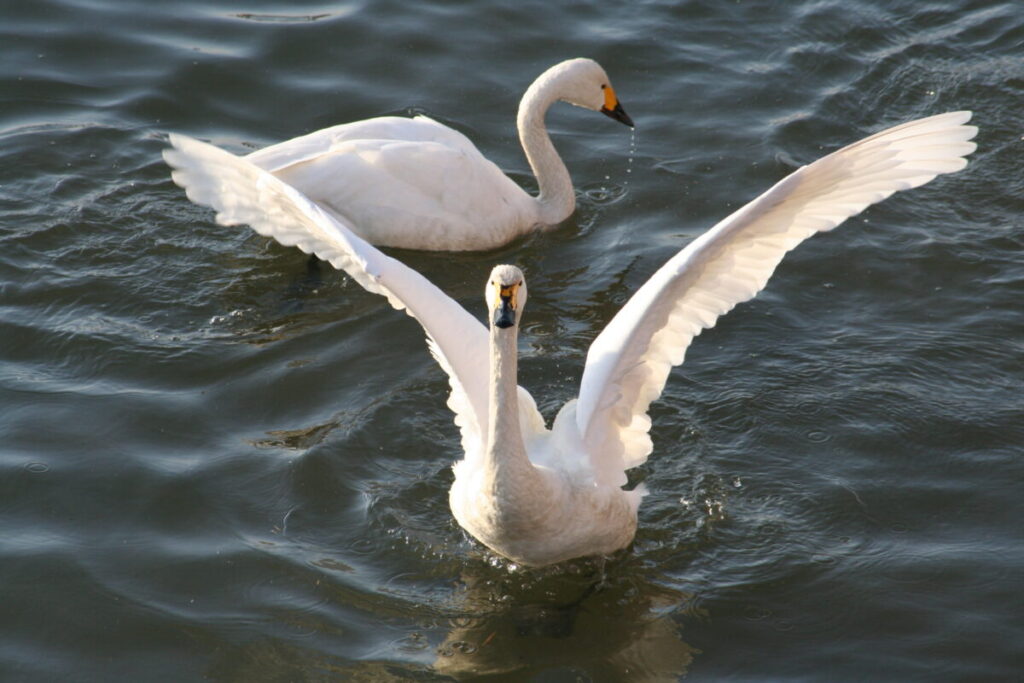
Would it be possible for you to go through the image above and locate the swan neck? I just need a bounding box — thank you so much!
[484,325,531,482]
[517,80,575,225]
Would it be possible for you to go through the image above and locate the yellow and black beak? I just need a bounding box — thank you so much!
[492,283,519,329]
[600,85,634,128]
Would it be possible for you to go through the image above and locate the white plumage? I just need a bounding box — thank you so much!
[173,58,633,252]
[164,111,976,566]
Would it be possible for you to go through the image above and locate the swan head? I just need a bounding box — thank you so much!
[537,58,634,128]
[486,264,527,330]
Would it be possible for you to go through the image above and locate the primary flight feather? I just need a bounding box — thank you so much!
[164,110,976,566]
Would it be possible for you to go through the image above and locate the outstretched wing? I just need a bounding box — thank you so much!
[575,111,977,486]
[163,134,493,456]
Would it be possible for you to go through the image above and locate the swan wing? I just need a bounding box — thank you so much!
[575,111,977,486]
[265,138,532,248]
[244,115,480,172]
[163,133,494,456]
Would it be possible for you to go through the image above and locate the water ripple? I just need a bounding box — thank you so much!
[1,0,1022,679]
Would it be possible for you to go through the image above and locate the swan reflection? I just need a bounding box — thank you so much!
[432,559,698,681]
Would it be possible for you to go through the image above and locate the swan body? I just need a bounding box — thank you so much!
[163,111,976,566]
[178,58,633,252]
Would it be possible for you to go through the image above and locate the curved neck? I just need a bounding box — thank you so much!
[517,81,575,225]
[483,325,535,489]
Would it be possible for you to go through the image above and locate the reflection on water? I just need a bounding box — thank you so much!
[197,552,699,681]
[187,555,699,682]
[433,562,698,681]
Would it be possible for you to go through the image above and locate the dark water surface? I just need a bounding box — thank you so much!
[2,1,1022,680]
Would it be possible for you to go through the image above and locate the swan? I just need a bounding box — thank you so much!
[163,111,976,566]
[169,58,633,252]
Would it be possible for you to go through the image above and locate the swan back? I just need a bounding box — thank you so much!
[244,116,477,172]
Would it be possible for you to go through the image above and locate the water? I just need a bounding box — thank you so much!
[2,0,1022,680]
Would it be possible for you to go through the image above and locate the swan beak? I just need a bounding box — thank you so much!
[601,85,634,128]
[492,284,518,329]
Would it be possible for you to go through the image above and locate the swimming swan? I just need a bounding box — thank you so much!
[164,111,976,566]
[171,58,633,252]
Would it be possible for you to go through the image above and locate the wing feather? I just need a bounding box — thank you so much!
[244,115,481,173]
[163,134,493,455]
[575,111,977,487]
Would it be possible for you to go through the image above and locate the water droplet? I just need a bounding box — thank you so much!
[24,462,49,473]
[623,128,638,188]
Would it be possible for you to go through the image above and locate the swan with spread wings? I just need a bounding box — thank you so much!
[164,111,976,566]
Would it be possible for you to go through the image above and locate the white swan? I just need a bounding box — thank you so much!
[171,58,633,252]
[163,111,976,566]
